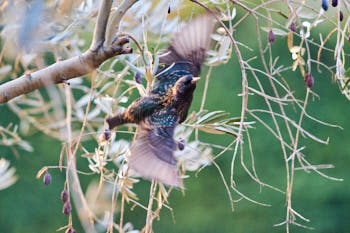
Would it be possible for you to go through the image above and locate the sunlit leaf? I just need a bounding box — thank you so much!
[36,166,48,179]
[344,67,350,77]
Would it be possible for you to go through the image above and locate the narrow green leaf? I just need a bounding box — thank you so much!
[344,67,350,77]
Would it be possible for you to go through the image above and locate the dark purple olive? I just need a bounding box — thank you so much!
[268,30,275,43]
[61,189,69,203]
[43,172,51,185]
[63,201,72,216]
[134,72,142,84]
[178,138,185,151]
[104,129,110,140]
[322,0,329,11]
[290,23,297,33]
[65,228,76,233]
[340,11,343,21]
[332,0,338,7]
[304,73,314,88]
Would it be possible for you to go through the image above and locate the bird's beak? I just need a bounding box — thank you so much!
[191,77,200,84]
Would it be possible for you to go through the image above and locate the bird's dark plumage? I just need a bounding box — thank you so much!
[106,14,216,187]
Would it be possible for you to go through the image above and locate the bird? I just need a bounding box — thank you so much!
[106,14,216,187]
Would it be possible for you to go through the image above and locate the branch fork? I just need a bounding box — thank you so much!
[88,36,132,67]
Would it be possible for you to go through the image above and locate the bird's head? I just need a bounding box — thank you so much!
[173,75,200,96]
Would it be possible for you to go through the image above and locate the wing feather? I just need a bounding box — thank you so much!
[159,14,217,76]
[127,110,183,187]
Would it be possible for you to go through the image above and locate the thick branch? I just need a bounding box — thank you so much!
[91,0,113,49]
[106,0,138,46]
[0,0,138,104]
[0,38,131,103]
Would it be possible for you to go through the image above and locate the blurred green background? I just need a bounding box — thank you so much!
[1,11,350,233]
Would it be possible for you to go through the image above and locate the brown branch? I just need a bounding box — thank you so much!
[92,0,114,50]
[145,181,156,233]
[106,0,139,47]
[0,0,137,104]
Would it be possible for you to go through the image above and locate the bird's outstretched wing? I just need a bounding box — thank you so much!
[127,109,183,187]
[159,14,217,76]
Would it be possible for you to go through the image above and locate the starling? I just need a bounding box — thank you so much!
[106,14,216,187]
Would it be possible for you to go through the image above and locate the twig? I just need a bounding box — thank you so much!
[65,84,96,233]
[145,181,157,233]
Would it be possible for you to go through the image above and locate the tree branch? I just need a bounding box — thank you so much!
[0,0,137,104]
[105,0,139,47]
[91,0,113,50]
